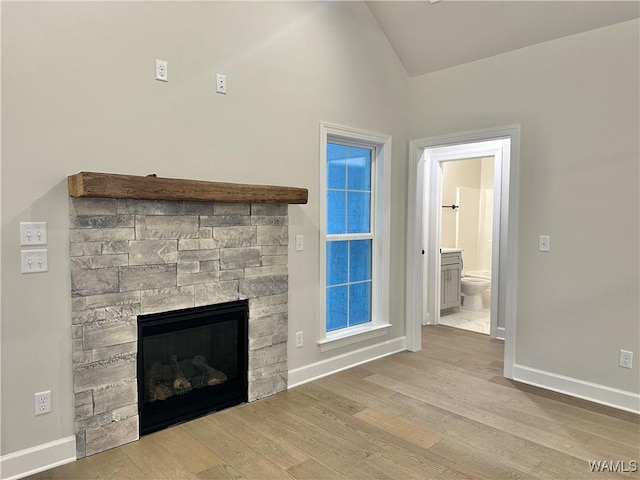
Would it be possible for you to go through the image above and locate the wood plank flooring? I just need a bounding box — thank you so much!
[30,326,639,479]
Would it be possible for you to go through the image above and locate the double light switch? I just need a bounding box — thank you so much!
[20,222,48,273]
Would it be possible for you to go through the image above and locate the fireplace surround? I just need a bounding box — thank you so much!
[69,184,302,458]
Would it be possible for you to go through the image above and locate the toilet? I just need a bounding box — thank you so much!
[461,272,490,311]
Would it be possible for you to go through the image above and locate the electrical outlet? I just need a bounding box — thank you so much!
[35,391,51,415]
[295,331,303,348]
[619,350,633,369]
[155,59,168,82]
[216,73,227,94]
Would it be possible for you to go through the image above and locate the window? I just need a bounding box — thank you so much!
[326,143,373,331]
[319,123,391,351]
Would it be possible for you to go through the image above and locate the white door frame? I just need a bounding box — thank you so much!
[405,125,520,379]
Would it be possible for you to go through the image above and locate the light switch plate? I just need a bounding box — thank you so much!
[20,222,47,246]
[21,249,48,273]
[538,235,550,252]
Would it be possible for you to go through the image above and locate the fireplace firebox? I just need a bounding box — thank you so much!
[137,300,248,435]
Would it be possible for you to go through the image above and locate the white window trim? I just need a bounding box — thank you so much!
[318,122,391,352]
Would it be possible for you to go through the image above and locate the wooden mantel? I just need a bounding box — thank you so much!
[68,172,308,204]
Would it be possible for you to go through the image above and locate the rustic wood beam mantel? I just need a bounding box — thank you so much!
[68,172,308,204]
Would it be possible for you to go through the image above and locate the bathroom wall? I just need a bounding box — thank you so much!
[440,159,481,256]
[477,157,494,273]
[439,158,493,273]
[455,187,481,272]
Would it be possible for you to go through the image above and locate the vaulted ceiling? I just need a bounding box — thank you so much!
[366,1,640,77]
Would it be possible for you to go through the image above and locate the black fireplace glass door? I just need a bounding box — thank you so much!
[137,300,248,434]
[142,319,238,403]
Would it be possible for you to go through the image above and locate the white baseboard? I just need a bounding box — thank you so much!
[496,326,505,340]
[513,364,640,414]
[0,436,75,480]
[288,336,407,388]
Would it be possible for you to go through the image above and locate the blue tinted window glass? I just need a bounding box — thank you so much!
[349,282,371,326]
[326,241,348,286]
[326,286,348,332]
[346,192,370,234]
[347,147,371,191]
[327,143,347,162]
[349,240,372,283]
[327,190,346,234]
[327,143,347,189]
[326,141,376,333]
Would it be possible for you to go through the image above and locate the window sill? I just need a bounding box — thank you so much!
[317,323,392,353]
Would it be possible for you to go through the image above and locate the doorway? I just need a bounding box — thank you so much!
[425,143,505,339]
[405,125,520,379]
[436,156,494,336]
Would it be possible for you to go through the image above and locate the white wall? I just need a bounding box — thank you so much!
[1,1,408,457]
[410,20,640,395]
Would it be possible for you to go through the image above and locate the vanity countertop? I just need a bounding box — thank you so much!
[441,248,463,253]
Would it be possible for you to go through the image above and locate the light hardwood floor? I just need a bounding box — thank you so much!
[30,326,639,479]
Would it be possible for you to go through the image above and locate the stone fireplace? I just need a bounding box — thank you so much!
[69,192,296,459]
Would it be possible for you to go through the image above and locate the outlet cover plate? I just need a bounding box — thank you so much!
[155,59,168,82]
[619,350,633,369]
[216,73,227,94]
[35,391,51,415]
